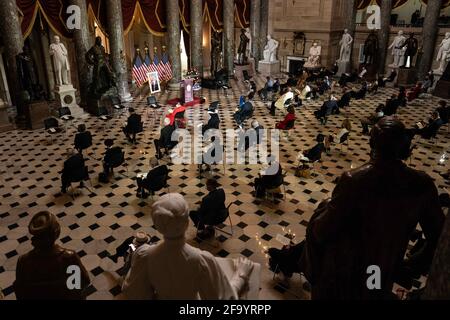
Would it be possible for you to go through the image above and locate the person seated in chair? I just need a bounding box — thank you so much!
[378,69,397,87]
[352,82,368,100]
[325,119,352,153]
[436,100,449,124]
[61,149,87,194]
[337,89,352,110]
[361,104,385,135]
[234,97,254,128]
[136,157,169,199]
[102,139,124,177]
[276,105,296,130]
[238,120,265,152]
[254,155,283,198]
[202,102,221,134]
[408,111,443,140]
[74,124,92,154]
[407,82,423,102]
[272,87,294,116]
[383,95,401,116]
[258,76,274,101]
[154,118,177,159]
[298,134,326,163]
[123,108,142,144]
[314,95,339,124]
[189,179,227,240]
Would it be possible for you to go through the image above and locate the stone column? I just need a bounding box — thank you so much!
[167,0,182,90]
[40,32,56,100]
[377,0,393,75]
[423,213,450,300]
[107,0,132,101]
[190,0,203,76]
[259,0,269,60]
[0,0,24,113]
[223,0,235,78]
[418,0,442,80]
[250,0,261,63]
[70,0,91,108]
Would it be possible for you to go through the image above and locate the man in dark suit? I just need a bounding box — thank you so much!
[190,179,227,239]
[383,95,401,116]
[338,89,352,110]
[102,139,124,177]
[315,96,339,124]
[436,100,449,124]
[136,158,169,198]
[154,118,177,159]
[408,111,444,140]
[234,98,254,127]
[123,108,142,144]
[61,150,87,194]
[74,124,92,154]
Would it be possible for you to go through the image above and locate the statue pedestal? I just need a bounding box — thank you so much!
[258,61,281,76]
[0,100,13,133]
[54,85,85,118]
[235,63,254,81]
[434,79,450,99]
[397,68,418,87]
[25,101,50,130]
[336,61,350,77]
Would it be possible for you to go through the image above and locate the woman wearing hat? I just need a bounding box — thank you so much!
[122,193,254,300]
[14,211,90,300]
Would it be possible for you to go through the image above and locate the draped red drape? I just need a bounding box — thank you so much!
[14,0,274,39]
[235,0,250,28]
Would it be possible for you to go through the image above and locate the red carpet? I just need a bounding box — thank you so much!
[167,97,204,108]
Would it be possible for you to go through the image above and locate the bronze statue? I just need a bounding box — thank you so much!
[16,43,41,101]
[211,31,222,75]
[237,28,250,65]
[363,31,379,65]
[85,36,116,98]
[14,211,90,300]
[401,33,418,68]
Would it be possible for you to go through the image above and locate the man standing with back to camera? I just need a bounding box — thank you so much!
[301,117,444,299]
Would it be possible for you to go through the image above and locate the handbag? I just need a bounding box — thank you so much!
[295,164,311,178]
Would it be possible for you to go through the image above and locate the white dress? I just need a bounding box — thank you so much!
[122,239,238,300]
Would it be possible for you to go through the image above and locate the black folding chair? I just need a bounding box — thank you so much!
[44,118,62,144]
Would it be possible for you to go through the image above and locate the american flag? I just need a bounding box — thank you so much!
[132,53,149,87]
[161,52,173,82]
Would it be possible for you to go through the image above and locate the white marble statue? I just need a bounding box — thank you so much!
[262,35,279,63]
[338,29,353,63]
[49,35,71,87]
[435,32,450,74]
[304,42,322,68]
[388,30,407,68]
[245,28,252,59]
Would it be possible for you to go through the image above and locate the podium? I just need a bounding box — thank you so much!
[180,79,194,104]
[25,101,50,130]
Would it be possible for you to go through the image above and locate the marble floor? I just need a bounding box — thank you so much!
[0,76,449,300]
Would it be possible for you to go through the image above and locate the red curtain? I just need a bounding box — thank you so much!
[16,0,255,38]
[205,0,223,31]
[235,0,250,28]
[17,0,73,38]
